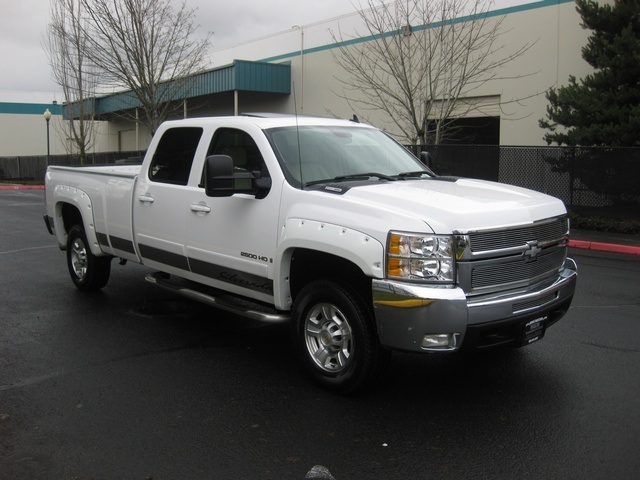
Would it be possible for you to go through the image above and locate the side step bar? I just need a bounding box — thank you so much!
[145,272,290,325]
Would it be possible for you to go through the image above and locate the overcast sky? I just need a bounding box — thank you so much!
[0,0,360,97]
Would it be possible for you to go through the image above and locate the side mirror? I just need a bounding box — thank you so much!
[203,155,272,198]
[252,171,272,200]
[204,155,235,197]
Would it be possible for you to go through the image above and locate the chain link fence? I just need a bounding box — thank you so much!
[418,145,640,222]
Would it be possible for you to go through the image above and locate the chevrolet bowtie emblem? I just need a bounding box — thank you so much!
[523,241,542,262]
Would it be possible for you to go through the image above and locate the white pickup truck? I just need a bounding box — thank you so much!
[44,114,577,392]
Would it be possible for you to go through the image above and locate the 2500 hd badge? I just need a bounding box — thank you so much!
[241,251,270,263]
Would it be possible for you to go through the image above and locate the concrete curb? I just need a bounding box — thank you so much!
[0,184,45,190]
[569,239,640,256]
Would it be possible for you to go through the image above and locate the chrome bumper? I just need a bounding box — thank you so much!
[372,258,577,352]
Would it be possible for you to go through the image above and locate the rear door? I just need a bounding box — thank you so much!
[133,126,204,276]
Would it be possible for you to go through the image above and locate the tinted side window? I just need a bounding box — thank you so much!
[149,127,203,185]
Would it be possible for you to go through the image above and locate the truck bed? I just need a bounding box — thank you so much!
[47,163,141,179]
[45,163,141,263]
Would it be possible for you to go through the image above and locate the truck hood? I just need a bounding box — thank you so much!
[342,177,567,233]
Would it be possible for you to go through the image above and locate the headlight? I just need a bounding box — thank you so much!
[387,232,455,283]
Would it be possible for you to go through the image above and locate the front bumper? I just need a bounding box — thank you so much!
[372,258,577,352]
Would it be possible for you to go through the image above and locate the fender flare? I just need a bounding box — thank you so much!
[273,218,385,309]
[52,185,105,257]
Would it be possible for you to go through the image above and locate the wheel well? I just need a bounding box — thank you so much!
[289,248,372,304]
[60,202,83,234]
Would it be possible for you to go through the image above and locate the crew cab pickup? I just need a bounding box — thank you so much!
[44,115,577,392]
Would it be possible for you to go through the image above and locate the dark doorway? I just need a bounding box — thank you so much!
[438,117,500,145]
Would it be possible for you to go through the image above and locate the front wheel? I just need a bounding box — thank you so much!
[66,225,111,291]
[291,280,387,393]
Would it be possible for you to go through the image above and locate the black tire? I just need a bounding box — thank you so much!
[291,279,388,394]
[66,224,111,291]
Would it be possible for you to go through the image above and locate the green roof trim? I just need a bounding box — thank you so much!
[93,60,291,115]
[0,102,63,116]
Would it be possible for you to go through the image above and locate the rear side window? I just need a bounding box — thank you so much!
[148,127,203,185]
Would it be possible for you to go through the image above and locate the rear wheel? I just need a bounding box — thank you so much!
[66,224,111,291]
[291,279,387,393]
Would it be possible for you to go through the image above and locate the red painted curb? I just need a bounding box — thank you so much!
[0,185,45,190]
[569,239,640,256]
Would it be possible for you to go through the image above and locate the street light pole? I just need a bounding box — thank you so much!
[44,108,52,166]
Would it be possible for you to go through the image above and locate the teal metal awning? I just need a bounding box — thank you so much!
[0,102,63,116]
[91,60,291,115]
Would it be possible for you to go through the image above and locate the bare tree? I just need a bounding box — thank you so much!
[45,0,98,164]
[80,0,211,135]
[331,0,533,145]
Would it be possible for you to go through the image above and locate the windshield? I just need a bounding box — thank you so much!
[265,125,430,187]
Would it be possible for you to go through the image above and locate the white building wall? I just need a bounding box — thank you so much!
[0,111,63,157]
[0,96,115,157]
[489,0,595,145]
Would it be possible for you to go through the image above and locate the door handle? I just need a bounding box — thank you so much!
[190,203,211,214]
[138,194,155,204]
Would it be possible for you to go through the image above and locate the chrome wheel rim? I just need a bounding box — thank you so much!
[70,237,88,281]
[303,303,354,373]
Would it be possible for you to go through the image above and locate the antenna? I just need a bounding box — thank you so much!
[293,82,303,188]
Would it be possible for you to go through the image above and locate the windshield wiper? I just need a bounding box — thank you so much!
[334,172,397,181]
[396,170,434,179]
[305,172,397,187]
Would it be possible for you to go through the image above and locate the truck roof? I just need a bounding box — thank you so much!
[159,114,374,131]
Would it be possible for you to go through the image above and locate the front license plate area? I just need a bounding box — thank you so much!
[521,316,547,346]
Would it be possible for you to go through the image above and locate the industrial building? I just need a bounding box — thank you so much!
[0,0,595,159]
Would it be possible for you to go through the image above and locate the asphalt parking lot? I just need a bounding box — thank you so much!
[1,189,639,479]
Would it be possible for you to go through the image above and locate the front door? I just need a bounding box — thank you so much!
[185,128,280,303]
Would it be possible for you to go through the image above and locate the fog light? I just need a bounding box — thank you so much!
[421,333,460,350]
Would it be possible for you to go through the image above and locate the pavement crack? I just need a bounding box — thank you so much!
[0,370,65,392]
[570,303,640,309]
[581,341,640,353]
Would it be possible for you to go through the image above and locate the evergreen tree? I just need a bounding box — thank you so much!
[540,0,640,146]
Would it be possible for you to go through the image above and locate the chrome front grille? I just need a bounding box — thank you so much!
[467,216,569,254]
[456,216,570,296]
[513,293,558,314]
[471,248,567,291]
